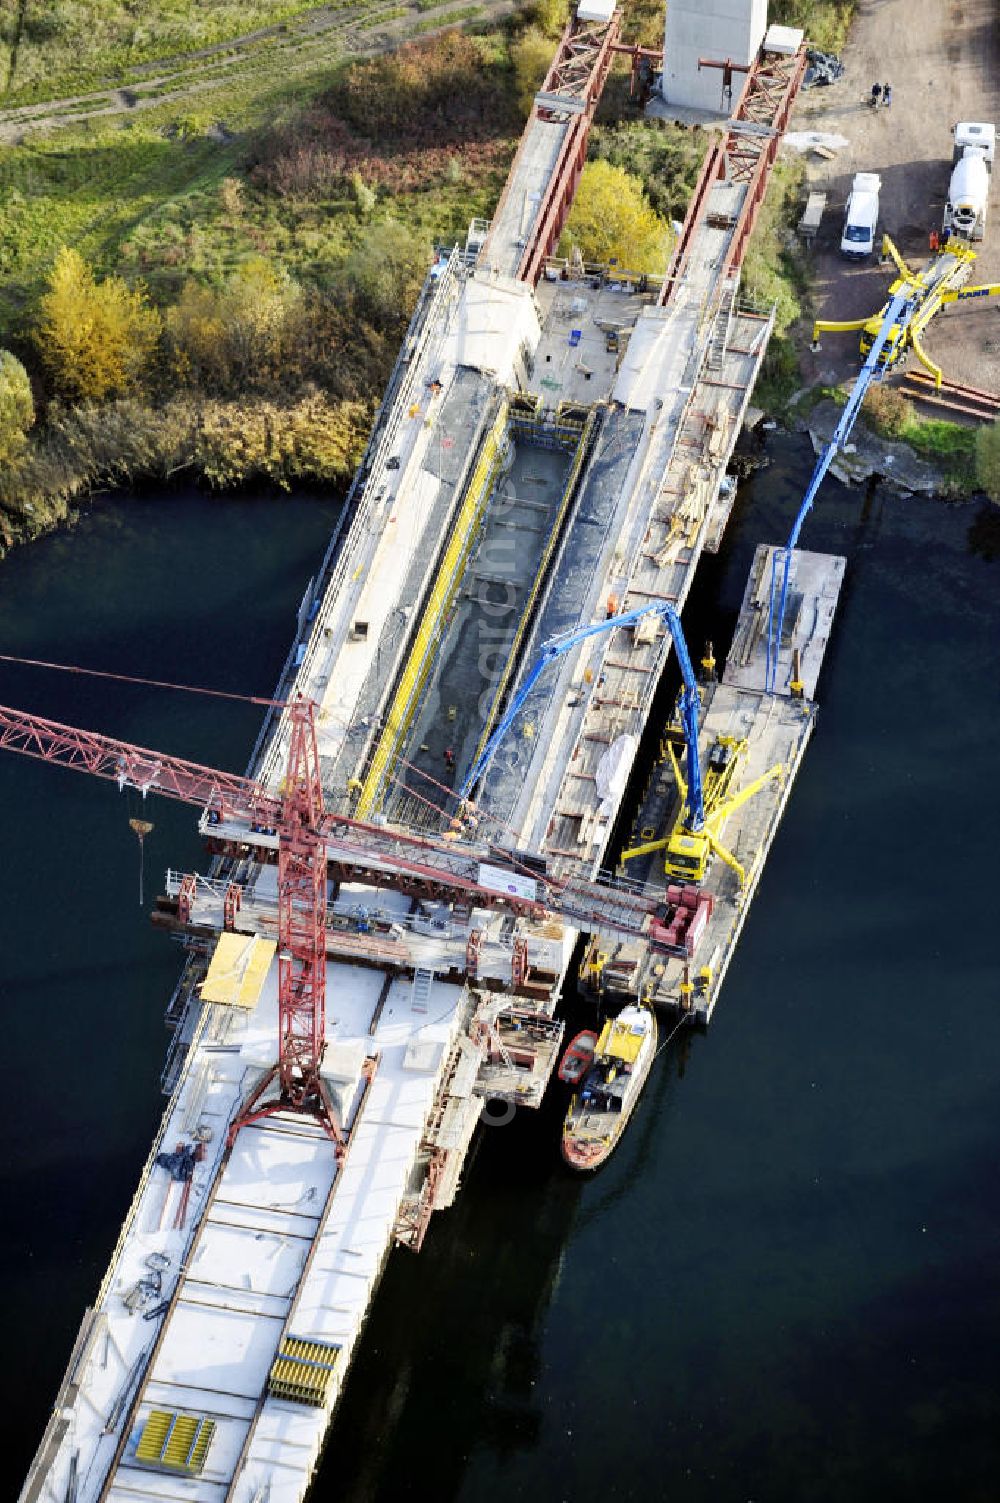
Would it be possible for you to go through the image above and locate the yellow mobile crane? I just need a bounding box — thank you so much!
[622,730,785,886]
[812,236,1000,387]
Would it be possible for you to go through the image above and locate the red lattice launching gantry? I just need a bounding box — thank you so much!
[484,8,622,287]
[0,696,344,1153]
[660,40,808,305]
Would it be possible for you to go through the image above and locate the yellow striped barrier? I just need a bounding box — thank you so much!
[355,400,510,817]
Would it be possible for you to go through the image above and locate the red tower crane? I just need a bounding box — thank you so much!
[0,696,344,1153]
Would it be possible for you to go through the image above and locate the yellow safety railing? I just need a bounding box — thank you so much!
[471,406,598,771]
[355,399,511,817]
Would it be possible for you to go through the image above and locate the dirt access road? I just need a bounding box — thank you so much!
[791,0,1000,394]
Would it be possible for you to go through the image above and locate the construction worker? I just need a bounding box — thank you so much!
[929,229,940,253]
[443,746,456,771]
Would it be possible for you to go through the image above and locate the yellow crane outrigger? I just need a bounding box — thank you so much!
[622,733,785,886]
[811,235,1000,388]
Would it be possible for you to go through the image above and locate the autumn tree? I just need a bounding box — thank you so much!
[35,247,161,402]
[343,221,431,322]
[512,26,553,116]
[163,281,226,389]
[526,0,570,37]
[223,257,301,383]
[330,33,503,139]
[164,259,302,393]
[559,160,672,274]
[975,418,1000,501]
[0,350,35,466]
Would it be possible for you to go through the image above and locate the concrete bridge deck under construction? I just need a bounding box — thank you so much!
[20,13,813,1503]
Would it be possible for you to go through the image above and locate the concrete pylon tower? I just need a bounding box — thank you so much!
[661,0,768,112]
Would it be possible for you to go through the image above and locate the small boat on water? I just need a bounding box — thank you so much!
[561,1005,657,1171]
[557,1029,598,1085]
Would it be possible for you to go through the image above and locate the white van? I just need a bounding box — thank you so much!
[840,172,881,259]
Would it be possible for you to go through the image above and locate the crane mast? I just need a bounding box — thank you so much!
[231,699,343,1151]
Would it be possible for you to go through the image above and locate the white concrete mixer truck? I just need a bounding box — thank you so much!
[943,122,995,242]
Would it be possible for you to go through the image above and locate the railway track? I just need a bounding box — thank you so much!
[898,369,1000,421]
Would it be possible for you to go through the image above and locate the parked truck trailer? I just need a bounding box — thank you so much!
[944,122,995,242]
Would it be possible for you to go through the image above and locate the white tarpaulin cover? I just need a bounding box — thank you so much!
[477,862,538,903]
[595,734,638,817]
[764,23,804,53]
[443,274,541,382]
[783,131,849,155]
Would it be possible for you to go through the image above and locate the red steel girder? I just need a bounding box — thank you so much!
[483,10,621,287]
[539,16,621,106]
[517,117,592,287]
[722,46,807,276]
[659,43,807,304]
[519,13,621,284]
[223,881,242,931]
[177,873,197,927]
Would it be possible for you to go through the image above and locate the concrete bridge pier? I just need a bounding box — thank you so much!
[661,0,768,112]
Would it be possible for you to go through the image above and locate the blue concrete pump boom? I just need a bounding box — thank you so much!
[764,282,914,693]
[460,603,705,829]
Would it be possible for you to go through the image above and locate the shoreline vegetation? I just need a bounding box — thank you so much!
[0,0,994,555]
[0,0,690,552]
[0,17,525,548]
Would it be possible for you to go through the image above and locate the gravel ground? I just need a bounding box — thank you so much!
[788,0,1000,395]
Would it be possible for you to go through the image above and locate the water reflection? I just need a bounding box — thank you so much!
[3,448,999,1503]
[322,1104,582,1501]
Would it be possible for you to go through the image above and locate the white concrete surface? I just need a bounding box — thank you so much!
[661,0,767,112]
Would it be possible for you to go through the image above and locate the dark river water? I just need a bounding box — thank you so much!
[1,441,998,1502]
